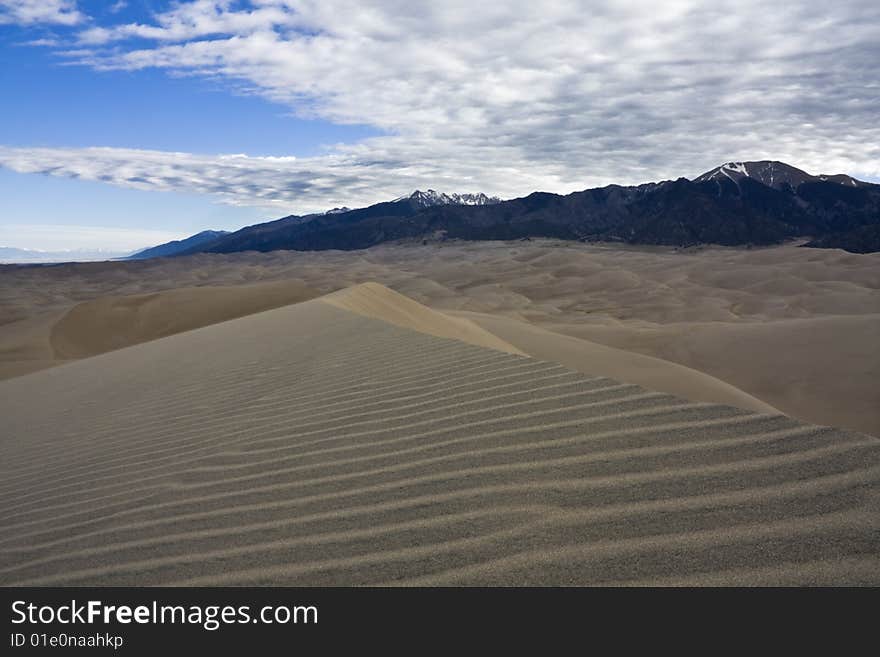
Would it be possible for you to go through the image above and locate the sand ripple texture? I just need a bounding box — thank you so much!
[1,294,878,586]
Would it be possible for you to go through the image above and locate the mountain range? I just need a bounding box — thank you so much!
[135,161,880,257]
[127,230,230,260]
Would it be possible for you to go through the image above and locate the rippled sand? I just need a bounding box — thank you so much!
[1,284,878,585]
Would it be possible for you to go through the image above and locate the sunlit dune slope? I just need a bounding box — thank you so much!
[322,282,523,355]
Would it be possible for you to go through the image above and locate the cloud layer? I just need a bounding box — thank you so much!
[2,0,879,212]
[0,0,83,25]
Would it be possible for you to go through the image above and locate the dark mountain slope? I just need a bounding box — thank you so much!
[128,230,229,260]
[182,162,880,255]
[804,224,880,254]
[191,191,500,255]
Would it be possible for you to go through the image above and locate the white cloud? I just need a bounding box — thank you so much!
[0,144,563,213]
[0,0,83,25]
[19,38,61,47]
[3,1,880,211]
[78,0,296,44]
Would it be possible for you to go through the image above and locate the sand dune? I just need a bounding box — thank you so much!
[563,314,880,437]
[0,280,320,377]
[52,279,320,359]
[1,285,877,586]
[322,282,523,355]
[0,276,767,412]
[0,308,71,380]
[450,310,776,413]
[328,284,772,411]
[1,240,877,433]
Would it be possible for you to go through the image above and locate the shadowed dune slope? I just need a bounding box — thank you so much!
[50,280,321,359]
[0,309,71,380]
[0,287,878,586]
[0,280,322,380]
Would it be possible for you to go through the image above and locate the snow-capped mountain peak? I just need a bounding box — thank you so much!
[694,160,870,191]
[397,189,502,207]
[693,161,810,189]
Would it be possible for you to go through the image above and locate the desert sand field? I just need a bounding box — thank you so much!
[1,240,877,434]
[1,241,878,585]
[1,283,878,585]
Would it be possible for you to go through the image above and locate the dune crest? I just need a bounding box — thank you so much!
[321,282,524,356]
[323,283,775,412]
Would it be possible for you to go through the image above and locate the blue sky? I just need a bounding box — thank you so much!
[0,1,381,251]
[1,1,878,253]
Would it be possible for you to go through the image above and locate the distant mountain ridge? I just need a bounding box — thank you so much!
[139,163,878,257]
[171,189,503,255]
[127,230,230,260]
